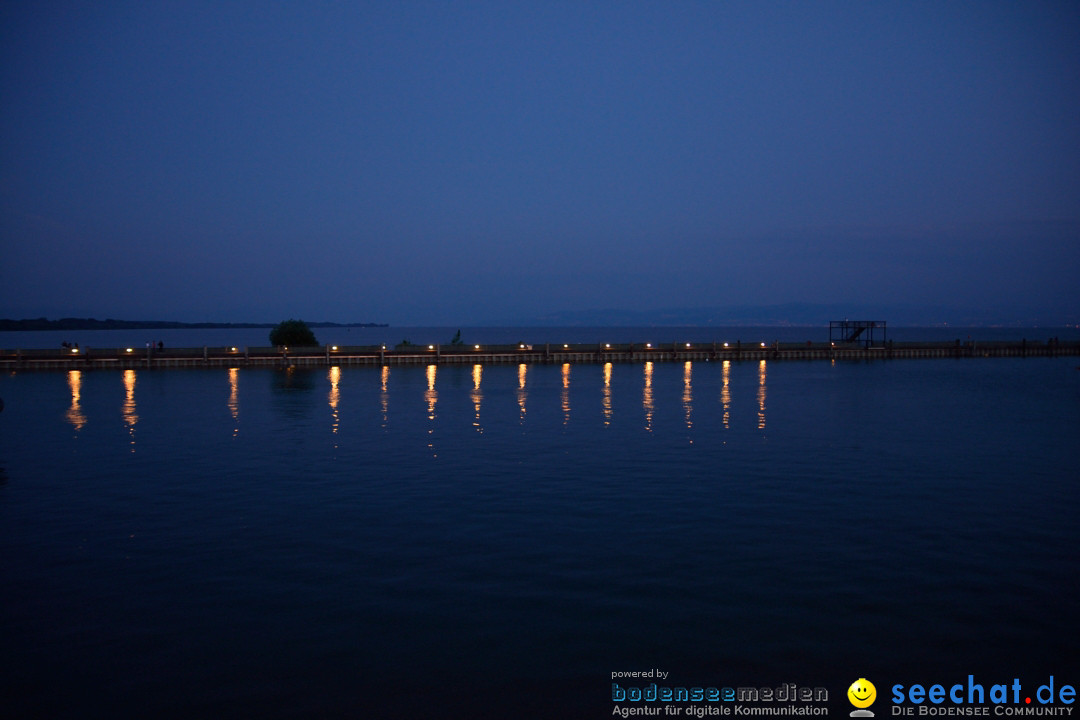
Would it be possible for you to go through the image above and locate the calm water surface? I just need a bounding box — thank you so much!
[2,356,1078,718]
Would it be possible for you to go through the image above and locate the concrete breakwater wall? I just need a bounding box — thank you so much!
[1,339,1077,370]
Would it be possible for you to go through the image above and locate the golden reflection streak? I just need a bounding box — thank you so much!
[328,366,341,436]
[602,362,613,426]
[426,364,437,418]
[122,369,137,450]
[561,363,571,425]
[228,368,239,437]
[66,370,86,431]
[683,361,693,438]
[471,364,483,434]
[380,365,390,428]
[758,359,767,430]
[721,360,731,430]
[426,364,438,457]
[642,361,654,432]
[517,363,527,422]
[228,369,239,418]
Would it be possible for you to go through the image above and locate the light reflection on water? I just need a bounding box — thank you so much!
[683,360,693,439]
[228,367,239,438]
[5,356,1078,718]
[721,359,732,430]
[66,370,86,431]
[517,363,527,424]
[379,365,389,428]
[471,364,483,434]
[328,366,341,438]
[602,362,613,426]
[426,364,437,457]
[758,358,767,430]
[560,362,571,426]
[643,361,654,432]
[58,361,778,439]
[122,369,137,451]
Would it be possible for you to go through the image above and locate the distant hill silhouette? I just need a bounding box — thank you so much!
[0,318,388,331]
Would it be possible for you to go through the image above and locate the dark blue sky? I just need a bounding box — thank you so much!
[2,1,1077,325]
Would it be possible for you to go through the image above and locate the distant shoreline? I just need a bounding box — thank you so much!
[0,318,389,332]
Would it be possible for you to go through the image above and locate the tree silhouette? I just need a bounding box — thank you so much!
[269,319,318,347]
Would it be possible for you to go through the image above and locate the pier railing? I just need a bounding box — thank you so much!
[1,338,1077,370]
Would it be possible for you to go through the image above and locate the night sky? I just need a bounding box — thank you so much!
[2,1,1077,325]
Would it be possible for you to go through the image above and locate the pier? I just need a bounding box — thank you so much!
[1,338,1076,370]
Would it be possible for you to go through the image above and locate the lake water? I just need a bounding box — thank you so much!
[1,352,1078,718]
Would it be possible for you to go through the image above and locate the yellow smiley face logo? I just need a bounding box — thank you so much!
[848,678,876,708]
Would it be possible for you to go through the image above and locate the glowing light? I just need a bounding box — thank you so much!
[125,348,133,353]
[71,347,79,354]
[645,343,652,349]
[760,342,767,347]
[563,344,569,349]
[230,347,238,352]
[428,344,435,350]
[474,344,481,350]
[381,345,386,350]
[686,343,691,348]
[331,346,338,351]
[605,343,611,349]
[520,344,526,349]
[723,342,729,348]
